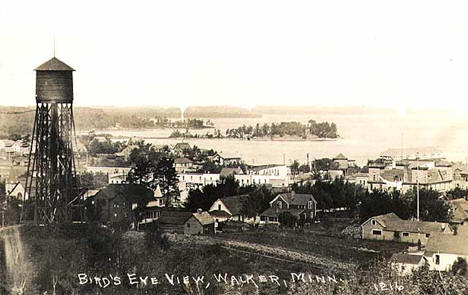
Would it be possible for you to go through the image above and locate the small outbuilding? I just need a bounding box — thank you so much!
[184,211,215,235]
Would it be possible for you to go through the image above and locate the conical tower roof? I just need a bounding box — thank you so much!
[154,184,163,198]
[35,57,75,71]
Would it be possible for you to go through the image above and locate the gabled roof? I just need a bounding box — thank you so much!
[366,212,450,233]
[367,212,401,227]
[272,192,317,206]
[90,184,153,204]
[218,195,248,216]
[391,253,424,265]
[35,57,75,71]
[192,212,214,225]
[380,169,405,182]
[425,232,468,256]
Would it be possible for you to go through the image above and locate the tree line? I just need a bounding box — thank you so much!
[225,120,338,139]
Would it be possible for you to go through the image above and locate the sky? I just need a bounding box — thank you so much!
[1,0,468,110]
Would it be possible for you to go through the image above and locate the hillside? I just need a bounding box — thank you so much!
[1,224,467,294]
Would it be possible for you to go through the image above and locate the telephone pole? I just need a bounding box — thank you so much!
[416,152,420,221]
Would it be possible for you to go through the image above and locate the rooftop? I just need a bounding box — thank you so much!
[369,212,450,233]
[390,253,424,265]
[275,192,317,206]
[425,232,468,256]
[192,211,214,225]
[218,195,248,216]
[35,57,75,71]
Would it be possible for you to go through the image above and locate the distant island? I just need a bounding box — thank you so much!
[169,120,339,140]
[226,120,338,139]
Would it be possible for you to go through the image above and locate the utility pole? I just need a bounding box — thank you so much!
[416,152,420,221]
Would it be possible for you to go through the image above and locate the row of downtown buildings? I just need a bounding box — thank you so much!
[2,138,468,274]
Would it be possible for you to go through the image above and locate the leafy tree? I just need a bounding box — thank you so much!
[78,171,108,189]
[278,212,297,227]
[452,257,467,276]
[447,187,468,200]
[184,175,256,212]
[127,144,179,206]
[403,188,452,222]
[292,179,365,213]
[240,186,275,218]
[313,158,338,172]
[298,164,310,173]
[358,190,410,222]
[290,160,300,176]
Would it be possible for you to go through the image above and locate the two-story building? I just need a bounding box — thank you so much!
[85,184,153,228]
[260,192,317,225]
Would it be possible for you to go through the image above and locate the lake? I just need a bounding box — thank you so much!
[83,112,468,166]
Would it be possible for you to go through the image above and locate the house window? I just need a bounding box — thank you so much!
[277,201,282,209]
[435,255,440,265]
[372,230,382,235]
[308,201,313,209]
[260,216,266,221]
[187,223,190,228]
[425,233,430,238]
[371,220,376,225]
[218,204,222,211]
[402,232,410,237]
[269,217,278,222]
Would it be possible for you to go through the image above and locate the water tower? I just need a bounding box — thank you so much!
[25,56,79,224]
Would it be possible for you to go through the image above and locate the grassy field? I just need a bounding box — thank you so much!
[216,228,406,268]
[1,223,465,294]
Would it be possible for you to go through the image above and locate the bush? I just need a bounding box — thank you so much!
[278,212,298,228]
[452,257,467,276]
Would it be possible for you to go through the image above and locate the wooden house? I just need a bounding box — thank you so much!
[361,212,451,245]
[184,211,215,235]
[260,192,317,225]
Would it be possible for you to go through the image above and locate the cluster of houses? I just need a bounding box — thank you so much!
[2,137,468,275]
[361,199,468,274]
[82,177,318,235]
[0,139,29,162]
[343,149,459,193]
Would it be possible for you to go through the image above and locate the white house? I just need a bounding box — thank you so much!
[390,253,426,276]
[423,232,468,272]
[178,173,220,190]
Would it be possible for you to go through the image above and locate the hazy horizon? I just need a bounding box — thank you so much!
[2,1,468,112]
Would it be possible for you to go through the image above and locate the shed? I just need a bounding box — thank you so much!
[184,211,215,235]
[158,211,193,234]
